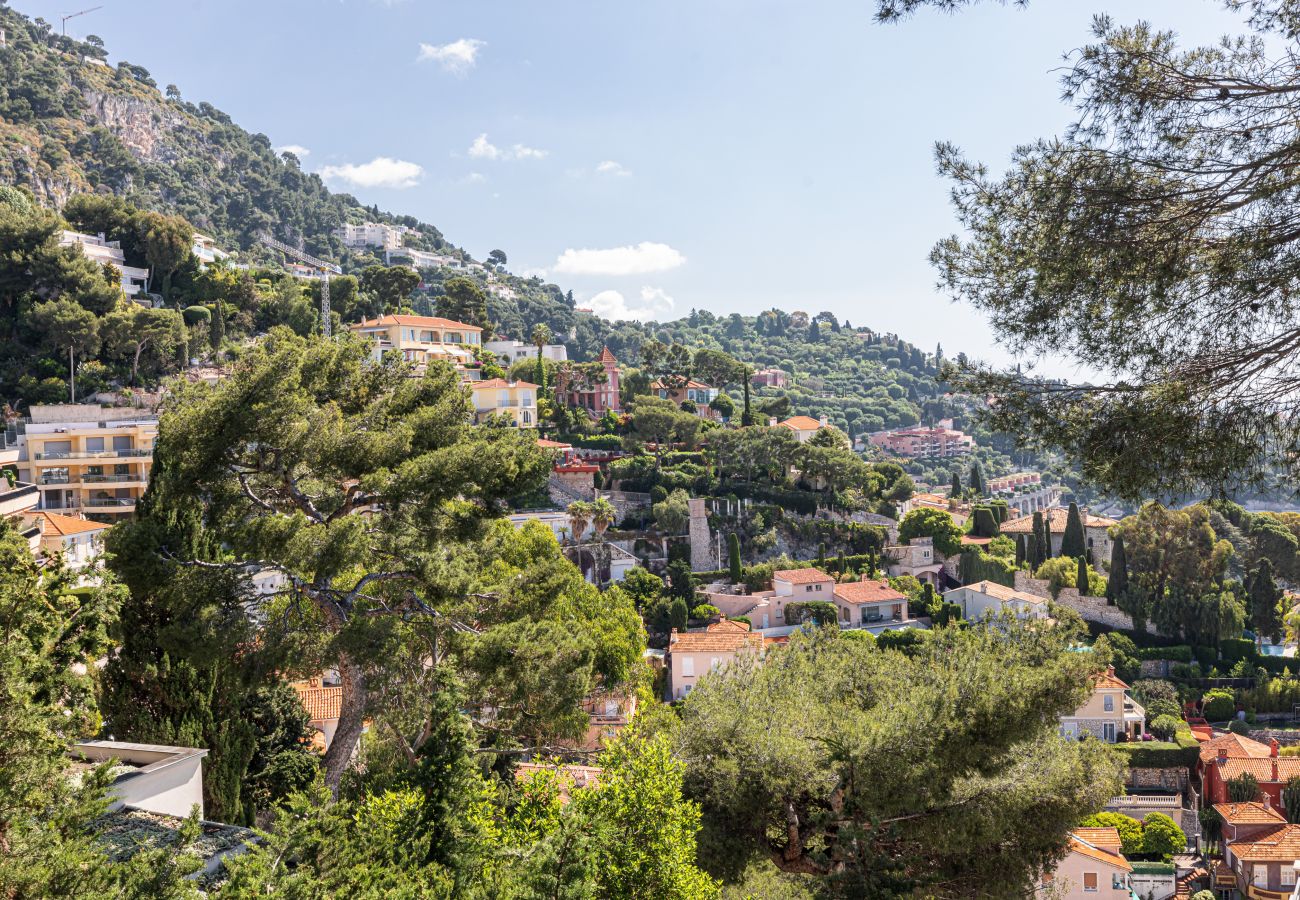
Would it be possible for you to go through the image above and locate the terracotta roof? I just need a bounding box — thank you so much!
[1091,666,1130,691]
[597,347,618,364]
[1227,823,1300,861]
[1067,831,1131,871]
[470,378,538,390]
[1200,732,1274,764]
[293,684,342,721]
[705,619,752,633]
[960,535,993,546]
[669,630,763,654]
[1216,757,1300,784]
[516,762,602,802]
[779,416,824,432]
[1001,507,1118,534]
[773,567,834,585]
[1071,827,1123,855]
[650,379,714,390]
[25,511,110,538]
[946,581,1047,605]
[833,579,907,606]
[1213,802,1287,826]
[352,314,482,331]
[536,439,572,449]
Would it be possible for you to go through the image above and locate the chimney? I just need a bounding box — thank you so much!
[819,415,828,428]
[768,417,778,427]
[1275,759,1280,782]
[1219,747,1229,762]
[1272,738,1281,758]
[1106,665,1115,678]
[1264,792,1272,808]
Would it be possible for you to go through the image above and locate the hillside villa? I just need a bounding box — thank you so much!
[651,380,720,418]
[469,379,537,428]
[666,619,764,700]
[349,314,483,374]
[1216,800,1300,897]
[1058,666,1146,743]
[945,581,1049,621]
[775,415,828,442]
[1000,506,1119,567]
[556,347,622,415]
[1040,828,1134,899]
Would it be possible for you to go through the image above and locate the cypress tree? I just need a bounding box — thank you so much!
[1076,555,1089,596]
[1015,535,1026,568]
[741,375,754,426]
[1106,533,1128,602]
[818,542,827,568]
[1037,512,1052,562]
[669,597,689,631]
[972,507,999,538]
[950,470,963,497]
[1061,502,1086,558]
[727,533,742,583]
[969,463,984,496]
[837,551,846,577]
[210,300,225,351]
[1249,559,1284,645]
[866,550,878,579]
[1030,511,1046,568]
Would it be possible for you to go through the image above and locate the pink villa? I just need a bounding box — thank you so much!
[558,347,621,414]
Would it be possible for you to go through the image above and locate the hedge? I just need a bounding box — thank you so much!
[555,433,624,451]
[1221,638,1255,662]
[1137,646,1192,663]
[1111,741,1201,769]
[724,482,821,516]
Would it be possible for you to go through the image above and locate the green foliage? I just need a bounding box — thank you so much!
[1149,714,1180,742]
[898,507,962,556]
[1228,720,1251,736]
[969,505,999,538]
[727,533,742,582]
[1060,502,1086,559]
[678,624,1123,896]
[1282,776,1300,824]
[1227,773,1261,803]
[1079,812,1143,856]
[1107,532,1128,602]
[1202,688,1237,722]
[1249,558,1284,645]
[1139,812,1186,860]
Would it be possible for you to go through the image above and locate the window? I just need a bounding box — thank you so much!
[1255,867,1269,888]
[1112,874,1126,889]
[85,437,105,452]
[522,410,532,424]
[681,657,695,677]
[1283,866,1296,887]
[1103,694,1114,712]
[1082,872,1097,892]
[806,585,813,593]
[112,436,132,451]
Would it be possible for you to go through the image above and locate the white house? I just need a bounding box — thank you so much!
[944,580,1050,621]
[484,339,569,367]
[59,231,150,298]
[71,741,209,818]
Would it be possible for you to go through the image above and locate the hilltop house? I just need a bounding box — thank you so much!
[1040,828,1134,899]
[1059,666,1146,743]
[1000,507,1119,567]
[651,380,720,418]
[1217,801,1300,897]
[945,581,1050,621]
[775,415,828,443]
[469,379,537,428]
[59,230,150,299]
[701,568,921,635]
[484,339,568,367]
[333,221,405,250]
[831,578,910,628]
[349,314,482,374]
[666,619,763,700]
[751,367,788,389]
[868,426,974,459]
[883,537,944,586]
[558,347,621,415]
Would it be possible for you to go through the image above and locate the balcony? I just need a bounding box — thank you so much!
[82,497,137,510]
[0,482,38,517]
[81,474,146,484]
[1247,886,1294,900]
[35,449,150,460]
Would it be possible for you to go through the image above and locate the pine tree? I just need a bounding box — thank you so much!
[968,463,984,496]
[728,533,742,583]
[1061,502,1086,558]
[1106,534,1128,602]
[669,597,689,632]
[1076,556,1089,596]
[950,470,963,497]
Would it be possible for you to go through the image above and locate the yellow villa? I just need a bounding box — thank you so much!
[349,314,483,372]
[469,379,538,428]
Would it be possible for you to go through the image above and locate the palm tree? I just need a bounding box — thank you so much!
[531,323,552,389]
[566,500,592,547]
[589,497,617,586]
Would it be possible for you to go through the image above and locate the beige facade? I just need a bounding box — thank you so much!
[17,405,157,522]
[1059,667,1146,743]
[350,314,483,372]
[666,621,763,701]
[469,379,538,428]
[945,581,1049,621]
[1040,829,1133,899]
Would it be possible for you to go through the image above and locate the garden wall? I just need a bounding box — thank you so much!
[1012,572,1158,635]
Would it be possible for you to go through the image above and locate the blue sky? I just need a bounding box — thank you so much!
[14,0,1247,370]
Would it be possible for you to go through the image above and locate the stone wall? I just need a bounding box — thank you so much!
[689,498,716,572]
[1012,571,1158,634]
[1128,767,1188,793]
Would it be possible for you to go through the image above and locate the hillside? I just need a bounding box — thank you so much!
[0,3,1075,494]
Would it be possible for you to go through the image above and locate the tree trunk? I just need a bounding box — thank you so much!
[783,800,803,862]
[321,651,368,795]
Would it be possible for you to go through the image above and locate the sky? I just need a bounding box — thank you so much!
[12,0,1251,372]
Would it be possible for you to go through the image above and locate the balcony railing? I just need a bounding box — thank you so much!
[82,497,137,508]
[81,474,144,483]
[35,449,150,460]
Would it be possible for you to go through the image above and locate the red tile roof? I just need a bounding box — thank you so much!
[26,511,110,537]
[650,379,714,391]
[833,579,907,606]
[705,619,752,633]
[353,314,482,331]
[1071,827,1124,855]
[293,684,342,722]
[1067,831,1131,871]
[536,439,572,449]
[669,629,763,654]
[1216,757,1300,784]
[1200,732,1274,764]
[1091,666,1129,691]
[1227,823,1300,861]
[1001,507,1118,534]
[1213,802,1287,826]
[597,347,618,364]
[779,416,824,432]
[773,567,834,585]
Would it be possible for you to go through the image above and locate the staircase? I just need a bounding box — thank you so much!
[1174,866,1208,900]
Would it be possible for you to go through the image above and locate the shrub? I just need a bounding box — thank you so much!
[1149,715,1180,742]
[1228,720,1252,736]
[1141,813,1187,859]
[1112,742,1200,769]
[690,604,720,621]
[1202,688,1236,722]
[1191,892,1216,900]
[1137,646,1192,663]
[1221,638,1256,662]
[1227,772,1261,803]
[1034,557,1079,598]
[1146,698,1181,721]
[1079,812,1143,856]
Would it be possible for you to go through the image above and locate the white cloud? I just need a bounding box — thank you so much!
[587,286,676,322]
[461,172,487,184]
[595,160,630,177]
[553,242,685,276]
[417,38,485,75]
[468,133,547,161]
[275,144,310,158]
[318,157,424,189]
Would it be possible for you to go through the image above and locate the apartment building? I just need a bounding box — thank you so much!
[484,339,569,367]
[191,233,228,266]
[349,314,483,373]
[867,425,974,459]
[469,378,537,428]
[385,247,464,269]
[333,222,404,250]
[15,404,157,522]
[59,230,150,298]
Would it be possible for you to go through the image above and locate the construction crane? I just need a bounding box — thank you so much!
[257,232,342,338]
[61,6,102,36]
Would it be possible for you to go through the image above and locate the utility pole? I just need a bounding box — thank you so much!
[62,6,103,37]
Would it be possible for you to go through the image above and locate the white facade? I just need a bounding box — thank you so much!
[484,339,569,367]
[59,231,150,297]
[944,581,1049,621]
[72,741,209,819]
[334,222,404,250]
[191,233,228,265]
